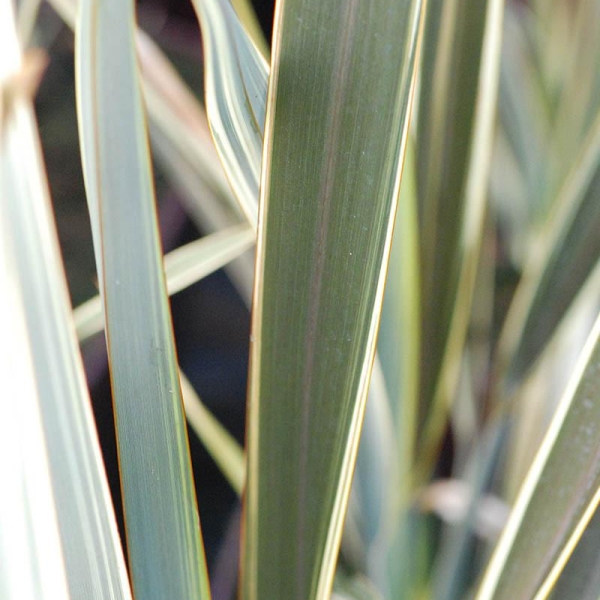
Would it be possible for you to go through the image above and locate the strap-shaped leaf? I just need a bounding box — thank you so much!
[230,0,270,58]
[499,112,600,386]
[75,2,210,599]
[0,223,69,600]
[181,374,246,496]
[1,2,132,598]
[1,10,70,596]
[416,0,504,473]
[48,0,246,228]
[241,1,425,598]
[372,141,423,598]
[476,312,600,600]
[191,0,268,227]
[74,224,254,341]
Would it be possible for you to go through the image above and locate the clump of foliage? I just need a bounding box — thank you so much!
[2,0,600,599]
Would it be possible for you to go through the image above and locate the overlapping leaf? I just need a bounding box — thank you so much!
[415,0,504,473]
[191,0,268,227]
[74,224,254,341]
[476,312,600,600]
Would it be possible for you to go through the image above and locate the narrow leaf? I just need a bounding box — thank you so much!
[476,312,600,600]
[0,224,69,600]
[374,141,423,599]
[242,1,424,599]
[1,3,132,598]
[48,0,245,228]
[181,374,246,496]
[499,111,600,386]
[230,0,270,59]
[75,2,210,599]
[416,0,504,474]
[191,0,269,227]
[74,224,254,341]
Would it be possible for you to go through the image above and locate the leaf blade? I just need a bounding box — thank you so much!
[241,1,425,598]
[1,3,132,598]
[476,312,600,600]
[74,224,254,341]
[75,2,211,598]
[191,0,268,227]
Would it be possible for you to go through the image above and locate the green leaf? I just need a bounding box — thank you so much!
[497,3,547,206]
[374,140,423,598]
[378,139,420,475]
[73,223,250,495]
[230,0,270,59]
[349,357,399,579]
[191,0,269,226]
[476,312,600,600]
[136,31,242,222]
[48,0,245,231]
[333,571,384,600]
[1,4,131,598]
[75,2,210,599]
[181,374,246,496]
[547,0,600,200]
[415,0,504,475]
[241,1,425,598]
[74,224,254,341]
[148,121,256,303]
[499,111,600,386]
[550,505,600,600]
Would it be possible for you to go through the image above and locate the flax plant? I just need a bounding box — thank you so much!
[2,0,600,599]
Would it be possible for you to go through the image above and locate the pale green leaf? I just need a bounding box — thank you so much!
[349,357,398,580]
[332,571,384,600]
[230,0,269,59]
[191,0,268,227]
[148,123,256,303]
[16,0,42,44]
[1,3,131,597]
[0,13,68,589]
[181,374,246,496]
[48,0,246,231]
[0,224,69,600]
[547,0,600,200]
[74,224,254,341]
[373,140,422,598]
[241,1,425,598]
[75,2,210,599]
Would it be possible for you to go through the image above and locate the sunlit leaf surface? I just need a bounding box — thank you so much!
[1,2,131,598]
